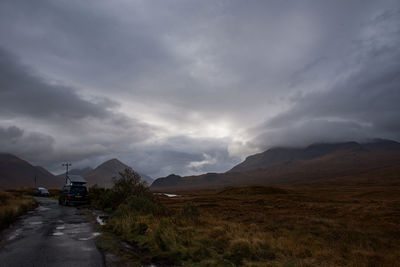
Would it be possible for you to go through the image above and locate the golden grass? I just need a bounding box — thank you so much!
[98,167,400,266]
[0,190,38,231]
[131,182,400,266]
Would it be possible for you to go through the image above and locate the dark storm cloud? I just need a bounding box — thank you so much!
[0,0,399,176]
[253,9,400,149]
[0,47,115,120]
[1,0,395,122]
[0,43,239,176]
[0,44,154,142]
[0,126,54,160]
[0,0,175,91]
[0,45,156,169]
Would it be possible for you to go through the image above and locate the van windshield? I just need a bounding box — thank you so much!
[70,186,87,194]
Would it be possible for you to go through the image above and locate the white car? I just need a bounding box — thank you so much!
[35,187,50,197]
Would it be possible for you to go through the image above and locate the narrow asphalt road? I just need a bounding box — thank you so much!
[0,197,104,267]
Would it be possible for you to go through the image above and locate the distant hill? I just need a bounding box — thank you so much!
[84,158,153,187]
[151,140,400,191]
[0,153,63,189]
[229,141,364,172]
[84,159,129,188]
[151,174,183,188]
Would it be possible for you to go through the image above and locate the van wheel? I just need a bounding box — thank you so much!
[58,199,62,205]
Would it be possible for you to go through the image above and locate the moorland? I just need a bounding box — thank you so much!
[93,165,400,266]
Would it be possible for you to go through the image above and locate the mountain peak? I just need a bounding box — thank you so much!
[94,158,129,171]
[100,158,126,166]
[106,158,120,163]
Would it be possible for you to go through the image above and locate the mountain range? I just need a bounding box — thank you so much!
[151,139,400,191]
[2,139,399,191]
[0,155,153,189]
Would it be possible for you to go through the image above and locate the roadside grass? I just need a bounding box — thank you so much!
[6,187,60,200]
[0,190,38,231]
[91,170,400,266]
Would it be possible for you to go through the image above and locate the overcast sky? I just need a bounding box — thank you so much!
[1,0,399,177]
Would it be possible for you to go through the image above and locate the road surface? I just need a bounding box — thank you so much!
[0,197,104,267]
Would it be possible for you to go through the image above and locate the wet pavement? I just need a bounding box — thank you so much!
[0,197,104,267]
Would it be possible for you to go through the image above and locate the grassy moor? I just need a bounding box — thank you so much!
[154,182,400,266]
[93,165,400,266]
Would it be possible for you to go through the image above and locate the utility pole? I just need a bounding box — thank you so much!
[62,162,71,184]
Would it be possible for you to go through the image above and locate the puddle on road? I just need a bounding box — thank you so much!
[52,232,64,236]
[8,229,22,241]
[37,206,50,211]
[29,221,43,225]
[96,216,106,226]
[56,225,66,230]
[64,223,89,234]
[78,232,101,241]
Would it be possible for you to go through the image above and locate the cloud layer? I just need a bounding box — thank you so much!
[0,0,399,177]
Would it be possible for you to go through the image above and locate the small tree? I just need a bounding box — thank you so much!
[112,168,152,202]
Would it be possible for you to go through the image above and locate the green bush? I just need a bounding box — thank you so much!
[89,185,117,210]
[113,168,153,201]
[90,168,156,212]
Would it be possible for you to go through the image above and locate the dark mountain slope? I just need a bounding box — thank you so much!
[229,142,363,172]
[0,154,63,189]
[151,140,400,191]
[35,165,55,177]
[151,174,184,188]
[84,159,130,188]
